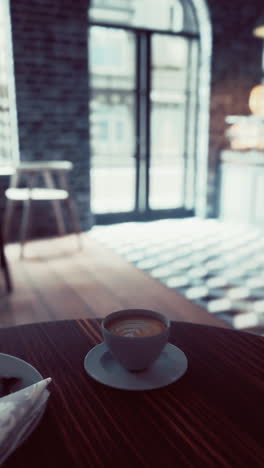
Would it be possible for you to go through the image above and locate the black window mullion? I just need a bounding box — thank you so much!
[192,41,202,209]
[135,32,141,212]
[145,32,151,211]
[182,40,193,207]
[182,40,201,211]
[137,32,151,213]
[137,32,146,213]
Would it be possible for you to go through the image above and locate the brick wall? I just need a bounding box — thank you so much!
[207,0,264,216]
[5,0,92,239]
[2,0,264,239]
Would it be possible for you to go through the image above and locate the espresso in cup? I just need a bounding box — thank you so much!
[102,309,170,371]
[106,314,166,338]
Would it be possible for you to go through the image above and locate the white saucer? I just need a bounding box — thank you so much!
[84,342,188,391]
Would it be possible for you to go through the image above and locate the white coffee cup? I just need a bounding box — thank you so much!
[102,309,170,371]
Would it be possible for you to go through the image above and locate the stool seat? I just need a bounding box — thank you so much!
[6,188,69,201]
[14,161,73,173]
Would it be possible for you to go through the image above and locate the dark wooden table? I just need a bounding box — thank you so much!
[1,319,264,468]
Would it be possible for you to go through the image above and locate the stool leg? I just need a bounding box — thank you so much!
[51,200,66,236]
[65,197,82,249]
[43,171,66,236]
[58,172,82,248]
[19,173,37,259]
[3,199,15,241]
[0,229,12,293]
[3,172,20,241]
[20,198,32,259]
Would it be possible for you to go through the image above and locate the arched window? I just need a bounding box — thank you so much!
[88,0,211,220]
[0,0,19,171]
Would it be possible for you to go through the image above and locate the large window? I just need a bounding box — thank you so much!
[0,0,19,170]
[88,0,206,220]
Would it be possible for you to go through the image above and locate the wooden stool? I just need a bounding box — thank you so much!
[0,226,12,292]
[4,161,82,258]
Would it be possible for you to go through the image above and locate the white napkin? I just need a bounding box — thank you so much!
[0,378,51,465]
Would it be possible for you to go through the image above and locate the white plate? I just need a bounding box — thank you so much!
[0,353,45,447]
[0,353,43,393]
[84,342,188,391]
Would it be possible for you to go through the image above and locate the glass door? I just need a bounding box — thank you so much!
[149,33,198,212]
[89,25,199,222]
[89,26,137,215]
[88,0,202,223]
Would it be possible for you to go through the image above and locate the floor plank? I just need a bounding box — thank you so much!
[0,234,229,328]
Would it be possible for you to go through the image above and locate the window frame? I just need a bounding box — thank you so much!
[88,2,201,222]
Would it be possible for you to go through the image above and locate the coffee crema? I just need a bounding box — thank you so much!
[106,315,166,338]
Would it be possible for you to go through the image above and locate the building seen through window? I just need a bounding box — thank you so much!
[89,0,197,33]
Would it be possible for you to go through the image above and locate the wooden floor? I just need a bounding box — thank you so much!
[0,233,228,329]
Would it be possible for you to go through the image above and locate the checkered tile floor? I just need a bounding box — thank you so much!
[90,218,264,334]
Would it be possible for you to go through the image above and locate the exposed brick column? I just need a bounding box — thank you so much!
[9,0,92,238]
[207,0,264,216]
